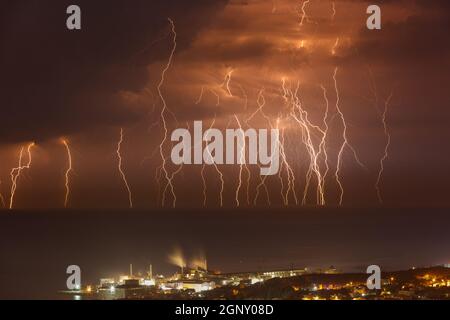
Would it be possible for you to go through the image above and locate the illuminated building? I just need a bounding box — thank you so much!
[181,280,215,293]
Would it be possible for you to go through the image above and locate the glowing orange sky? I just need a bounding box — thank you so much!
[1,0,449,209]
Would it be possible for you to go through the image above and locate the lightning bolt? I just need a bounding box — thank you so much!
[162,162,184,207]
[200,115,225,207]
[147,4,377,208]
[319,85,331,201]
[196,81,226,207]
[237,86,252,205]
[197,68,245,207]
[246,88,272,206]
[289,82,325,205]
[195,86,206,105]
[157,18,178,208]
[254,175,271,206]
[276,119,298,205]
[375,91,394,204]
[117,128,133,208]
[333,67,365,205]
[299,0,311,27]
[211,159,225,207]
[196,86,220,107]
[247,87,270,124]
[234,114,245,207]
[62,139,73,208]
[200,159,208,207]
[221,69,234,97]
[9,142,35,209]
[279,76,334,206]
[195,69,236,109]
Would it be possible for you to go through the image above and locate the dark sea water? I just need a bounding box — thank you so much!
[0,207,449,299]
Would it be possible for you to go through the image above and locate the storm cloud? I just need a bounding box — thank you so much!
[0,0,227,143]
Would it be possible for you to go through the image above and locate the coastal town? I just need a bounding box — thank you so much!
[63,262,450,300]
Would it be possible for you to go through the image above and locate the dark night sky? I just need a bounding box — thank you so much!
[1,0,228,142]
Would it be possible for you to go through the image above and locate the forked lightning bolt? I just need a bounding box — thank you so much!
[157,18,178,207]
[333,67,365,205]
[288,82,326,205]
[196,112,224,207]
[319,85,331,200]
[9,142,35,209]
[277,119,298,205]
[246,88,272,206]
[195,69,245,207]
